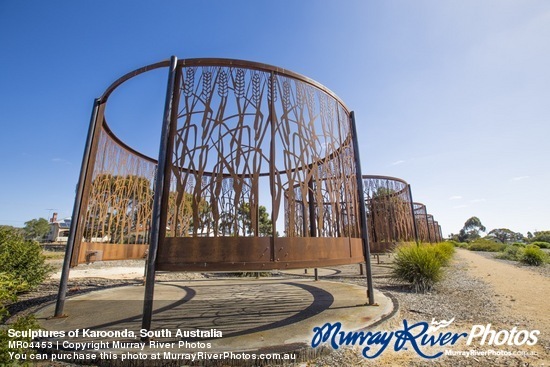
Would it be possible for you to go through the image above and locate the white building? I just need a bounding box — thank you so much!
[47,213,71,243]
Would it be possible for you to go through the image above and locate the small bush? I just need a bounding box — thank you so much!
[496,245,524,261]
[511,242,526,248]
[520,245,547,266]
[446,240,468,249]
[468,238,506,252]
[0,314,40,365]
[393,245,443,293]
[0,228,48,365]
[433,242,455,266]
[0,227,51,288]
[530,241,550,249]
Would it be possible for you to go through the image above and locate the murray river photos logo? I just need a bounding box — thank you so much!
[310,318,540,359]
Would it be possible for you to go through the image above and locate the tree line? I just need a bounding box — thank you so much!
[449,216,550,244]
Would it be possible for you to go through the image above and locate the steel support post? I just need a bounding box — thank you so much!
[54,98,101,317]
[268,71,277,261]
[425,214,432,243]
[308,178,317,237]
[141,56,178,335]
[350,112,375,305]
[408,185,420,245]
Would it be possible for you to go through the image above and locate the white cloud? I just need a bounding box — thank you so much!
[511,176,529,181]
[449,195,462,200]
[52,158,71,164]
[470,199,486,203]
[391,160,405,166]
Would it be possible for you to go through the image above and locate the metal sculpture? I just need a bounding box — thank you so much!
[55,57,376,323]
[413,202,439,243]
[362,175,417,252]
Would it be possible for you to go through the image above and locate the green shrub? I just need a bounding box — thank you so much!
[1,274,39,365]
[496,245,524,261]
[0,228,48,365]
[468,238,506,252]
[392,245,444,293]
[0,273,29,321]
[0,227,51,289]
[530,241,550,249]
[446,240,468,249]
[0,314,39,365]
[520,245,547,266]
[511,242,526,248]
[433,242,455,266]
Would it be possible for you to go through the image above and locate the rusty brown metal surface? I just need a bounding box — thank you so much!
[412,202,441,243]
[76,243,148,263]
[156,237,364,271]
[73,58,366,270]
[73,125,157,265]
[362,175,416,252]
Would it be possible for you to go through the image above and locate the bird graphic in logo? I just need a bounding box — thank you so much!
[427,318,455,333]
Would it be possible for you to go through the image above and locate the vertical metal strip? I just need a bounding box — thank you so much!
[350,112,375,305]
[425,212,432,243]
[159,67,181,242]
[385,179,396,242]
[54,98,102,317]
[408,185,419,245]
[142,56,178,334]
[308,178,316,237]
[269,71,276,260]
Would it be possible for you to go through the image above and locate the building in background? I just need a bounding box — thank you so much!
[47,213,71,243]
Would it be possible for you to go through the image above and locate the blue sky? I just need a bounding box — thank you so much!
[1,0,548,236]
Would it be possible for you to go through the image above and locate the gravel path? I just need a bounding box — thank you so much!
[456,249,550,335]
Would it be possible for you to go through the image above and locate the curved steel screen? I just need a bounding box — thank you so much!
[362,175,416,253]
[71,58,365,270]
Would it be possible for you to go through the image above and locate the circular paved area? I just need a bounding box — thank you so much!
[35,277,394,354]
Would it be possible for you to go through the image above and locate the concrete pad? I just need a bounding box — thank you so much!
[50,266,145,280]
[35,278,395,355]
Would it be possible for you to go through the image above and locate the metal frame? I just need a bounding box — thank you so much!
[361,175,417,253]
[56,57,377,321]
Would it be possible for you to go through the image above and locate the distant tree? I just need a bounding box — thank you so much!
[530,231,550,243]
[458,216,486,242]
[235,203,273,236]
[486,228,524,243]
[23,218,50,241]
[448,233,460,242]
[258,206,273,237]
[527,232,533,240]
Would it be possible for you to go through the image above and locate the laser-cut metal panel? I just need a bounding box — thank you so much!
[426,215,441,243]
[156,60,363,270]
[413,202,428,242]
[73,124,157,265]
[362,176,416,252]
[71,58,365,270]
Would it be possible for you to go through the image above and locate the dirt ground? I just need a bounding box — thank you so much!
[456,248,550,334]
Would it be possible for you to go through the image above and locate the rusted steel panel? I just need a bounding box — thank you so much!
[72,58,366,271]
[77,242,149,263]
